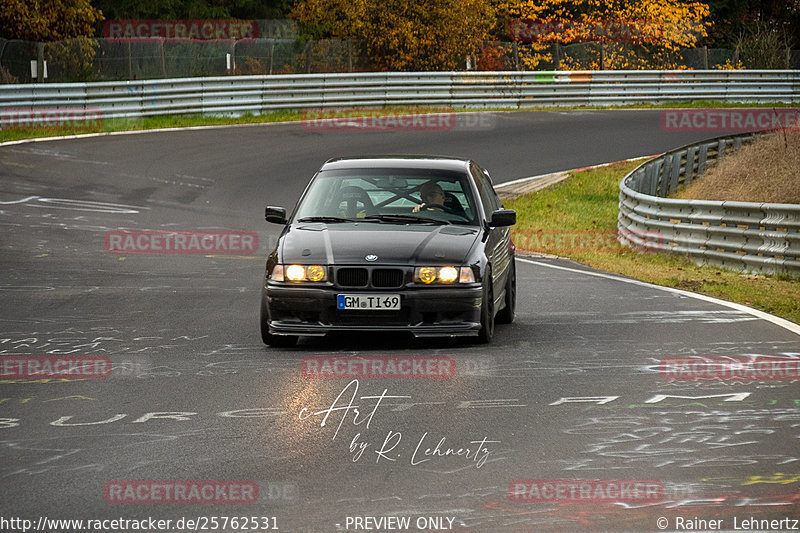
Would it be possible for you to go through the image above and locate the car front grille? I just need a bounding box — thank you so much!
[337,268,369,287]
[334,267,406,288]
[371,269,404,288]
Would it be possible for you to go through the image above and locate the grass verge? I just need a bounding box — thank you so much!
[675,130,800,204]
[0,111,306,143]
[503,160,800,324]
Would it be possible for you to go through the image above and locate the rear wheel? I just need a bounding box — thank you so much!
[260,290,297,347]
[477,267,494,344]
[496,258,516,324]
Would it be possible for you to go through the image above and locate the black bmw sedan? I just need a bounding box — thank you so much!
[260,156,516,346]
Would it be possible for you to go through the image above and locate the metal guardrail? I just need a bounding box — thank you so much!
[618,132,800,275]
[1,70,800,123]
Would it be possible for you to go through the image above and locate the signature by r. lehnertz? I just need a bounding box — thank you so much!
[298,379,498,468]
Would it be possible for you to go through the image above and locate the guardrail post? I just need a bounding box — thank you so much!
[659,155,673,197]
[553,43,560,70]
[268,39,274,75]
[668,151,682,194]
[36,43,44,83]
[512,41,520,70]
[697,144,708,175]
[645,163,657,196]
[717,139,727,162]
[598,42,604,70]
[305,40,313,73]
[160,39,167,78]
[651,159,663,196]
[126,41,133,80]
[685,146,698,185]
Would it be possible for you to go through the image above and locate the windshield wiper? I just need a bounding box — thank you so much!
[361,214,450,225]
[297,216,356,223]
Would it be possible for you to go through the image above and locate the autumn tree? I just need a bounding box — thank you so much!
[91,0,292,20]
[0,0,104,82]
[0,0,102,41]
[502,0,711,70]
[290,0,495,71]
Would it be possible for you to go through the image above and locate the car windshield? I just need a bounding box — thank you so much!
[293,167,479,224]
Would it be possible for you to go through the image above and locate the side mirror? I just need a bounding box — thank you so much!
[489,209,516,227]
[265,206,287,224]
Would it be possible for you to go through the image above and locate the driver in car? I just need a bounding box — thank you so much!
[412,181,447,212]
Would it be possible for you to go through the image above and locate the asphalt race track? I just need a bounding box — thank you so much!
[1,110,799,532]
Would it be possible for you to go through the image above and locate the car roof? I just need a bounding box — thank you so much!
[320,156,471,173]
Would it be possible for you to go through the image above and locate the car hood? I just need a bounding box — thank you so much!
[280,222,480,265]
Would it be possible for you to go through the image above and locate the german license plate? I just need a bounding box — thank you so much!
[337,294,400,311]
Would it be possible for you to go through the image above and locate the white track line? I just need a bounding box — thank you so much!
[0,120,303,147]
[495,155,654,189]
[517,257,800,336]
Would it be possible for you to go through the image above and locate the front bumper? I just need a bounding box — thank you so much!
[265,283,483,337]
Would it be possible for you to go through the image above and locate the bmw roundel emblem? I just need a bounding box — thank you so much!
[365,254,378,262]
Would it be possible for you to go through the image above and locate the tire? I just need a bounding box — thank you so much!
[260,290,298,347]
[476,267,494,344]
[496,258,516,325]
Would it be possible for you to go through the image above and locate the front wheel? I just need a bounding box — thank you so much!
[260,290,297,347]
[496,258,515,324]
[476,268,494,344]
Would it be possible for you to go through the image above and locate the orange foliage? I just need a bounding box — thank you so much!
[0,0,102,40]
[500,0,710,70]
[291,0,495,71]
[478,43,511,70]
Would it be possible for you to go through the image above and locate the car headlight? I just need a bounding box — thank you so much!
[306,265,326,281]
[286,265,306,281]
[414,266,475,284]
[417,266,437,284]
[438,266,459,282]
[273,264,328,282]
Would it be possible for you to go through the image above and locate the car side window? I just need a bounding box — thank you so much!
[481,168,503,211]
[471,162,499,219]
